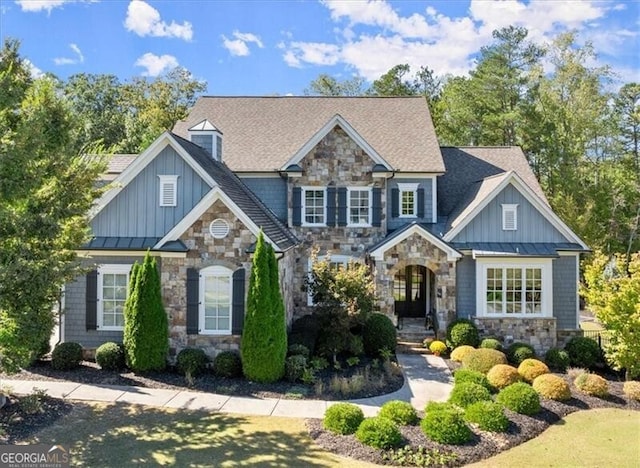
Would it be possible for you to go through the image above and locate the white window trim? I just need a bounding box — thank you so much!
[475,258,553,318]
[199,265,233,335]
[347,187,372,227]
[307,255,357,306]
[397,183,419,218]
[301,186,327,227]
[97,264,132,331]
[159,175,178,207]
[502,204,518,231]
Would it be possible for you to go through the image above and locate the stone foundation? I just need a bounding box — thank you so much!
[556,329,584,349]
[475,317,557,354]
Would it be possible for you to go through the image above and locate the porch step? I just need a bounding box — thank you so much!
[396,340,431,355]
[396,329,435,343]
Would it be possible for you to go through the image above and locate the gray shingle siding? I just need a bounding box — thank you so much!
[456,255,476,318]
[452,184,567,243]
[239,177,287,222]
[553,255,578,329]
[91,146,211,238]
[63,256,145,348]
[387,178,434,231]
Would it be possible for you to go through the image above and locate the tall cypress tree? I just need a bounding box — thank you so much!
[123,251,168,372]
[241,231,287,382]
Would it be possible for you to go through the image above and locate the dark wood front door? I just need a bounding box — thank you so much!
[394,265,427,318]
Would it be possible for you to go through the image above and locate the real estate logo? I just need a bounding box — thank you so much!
[0,445,69,468]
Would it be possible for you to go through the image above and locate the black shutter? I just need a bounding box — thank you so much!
[186,268,199,335]
[326,187,337,227]
[372,187,382,227]
[337,187,348,226]
[232,268,246,335]
[86,270,98,331]
[292,187,302,226]
[417,188,425,218]
[391,188,399,218]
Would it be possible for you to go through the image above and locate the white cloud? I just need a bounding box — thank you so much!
[53,42,84,65]
[15,0,95,13]
[222,31,264,57]
[134,52,178,76]
[124,0,192,41]
[24,59,44,78]
[283,42,340,68]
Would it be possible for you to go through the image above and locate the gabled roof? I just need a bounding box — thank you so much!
[173,96,444,172]
[188,119,220,132]
[368,222,461,262]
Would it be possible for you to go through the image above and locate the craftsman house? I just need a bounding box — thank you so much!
[62,96,588,356]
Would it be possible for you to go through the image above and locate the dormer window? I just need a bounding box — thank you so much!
[188,119,223,161]
[398,183,419,218]
[502,204,518,230]
[159,175,178,207]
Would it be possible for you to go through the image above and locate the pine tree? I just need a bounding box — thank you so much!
[241,231,287,382]
[123,251,168,372]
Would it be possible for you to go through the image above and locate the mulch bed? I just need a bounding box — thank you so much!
[0,394,73,444]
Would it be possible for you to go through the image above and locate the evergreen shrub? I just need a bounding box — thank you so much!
[95,342,125,371]
[446,318,480,348]
[362,313,396,357]
[378,400,418,425]
[323,403,364,435]
[486,364,521,390]
[356,417,403,449]
[464,401,509,432]
[496,382,541,415]
[462,348,507,374]
[213,351,242,378]
[532,374,571,401]
[506,342,535,365]
[448,382,492,408]
[450,345,475,362]
[51,342,83,370]
[176,348,208,377]
[518,358,550,383]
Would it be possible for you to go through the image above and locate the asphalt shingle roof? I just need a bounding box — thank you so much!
[173,96,444,172]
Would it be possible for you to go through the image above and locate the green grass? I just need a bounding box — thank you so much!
[468,408,640,467]
[27,402,379,467]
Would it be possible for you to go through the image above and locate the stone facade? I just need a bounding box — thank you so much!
[288,126,386,317]
[474,317,557,354]
[375,233,457,333]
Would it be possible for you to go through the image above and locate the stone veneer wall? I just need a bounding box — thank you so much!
[556,329,584,349]
[162,199,254,358]
[376,233,457,333]
[288,126,386,317]
[475,317,557,354]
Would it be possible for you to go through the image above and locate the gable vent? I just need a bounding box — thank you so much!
[209,219,230,239]
[502,204,518,231]
[159,175,178,207]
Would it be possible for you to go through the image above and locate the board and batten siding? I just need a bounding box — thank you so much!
[553,255,579,329]
[452,184,568,243]
[239,176,287,222]
[456,255,476,318]
[91,146,211,238]
[387,178,434,230]
[63,256,144,348]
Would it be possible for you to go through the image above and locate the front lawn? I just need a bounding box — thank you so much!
[23,402,378,467]
[467,408,640,467]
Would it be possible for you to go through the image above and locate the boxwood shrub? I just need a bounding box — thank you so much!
[51,342,83,371]
[517,358,550,383]
[362,313,397,357]
[462,348,508,374]
[323,403,364,435]
[532,374,571,401]
[480,338,503,351]
[285,355,307,382]
[496,382,541,415]
[464,401,509,432]
[421,404,472,445]
[623,381,640,401]
[446,318,480,348]
[450,345,475,363]
[453,369,492,391]
[355,417,403,449]
[287,344,310,360]
[574,373,609,397]
[378,400,418,425]
[565,337,602,369]
[213,351,242,378]
[448,382,492,408]
[429,340,448,356]
[95,342,125,371]
[486,364,521,390]
[506,342,535,365]
[177,348,208,377]
[545,348,570,372]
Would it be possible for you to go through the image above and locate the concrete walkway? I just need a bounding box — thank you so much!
[0,354,452,419]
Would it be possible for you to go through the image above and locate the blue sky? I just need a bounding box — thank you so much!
[1,0,638,95]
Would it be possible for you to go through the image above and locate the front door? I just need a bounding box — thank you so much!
[394,265,428,318]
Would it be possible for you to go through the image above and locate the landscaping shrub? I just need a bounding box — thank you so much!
[450,345,475,362]
[496,382,541,415]
[486,364,521,390]
[480,338,503,351]
[517,358,550,383]
[567,367,588,380]
[421,404,472,445]
[424,401,452,414]
[574,373,609,397]
[285,355,307,382]
[448,382,492,408]
[288,314,320,355]
[287,344,310,360]
[355,417,403,449]
[176,348,208,377]
[213,351,242,378]
[565,336,602,369]
[462,348,507,374]
[346,334,365,357]
[453,369,492,391]
[464,401,509,432]
[545,348,570,372]
[323,403,364,435]
[428,340,448,356]
[51,342,83,370]
[532,374,571,401]
[623,381,640,401]
[446,318,480,348]
[378,400,418,426]
[362,313,397,357]
[506,342,535,365]
[95,342,125,371]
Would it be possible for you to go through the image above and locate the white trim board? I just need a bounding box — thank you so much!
[369,223,461,262]
[280,114,393,171]
[76,250,187,258]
